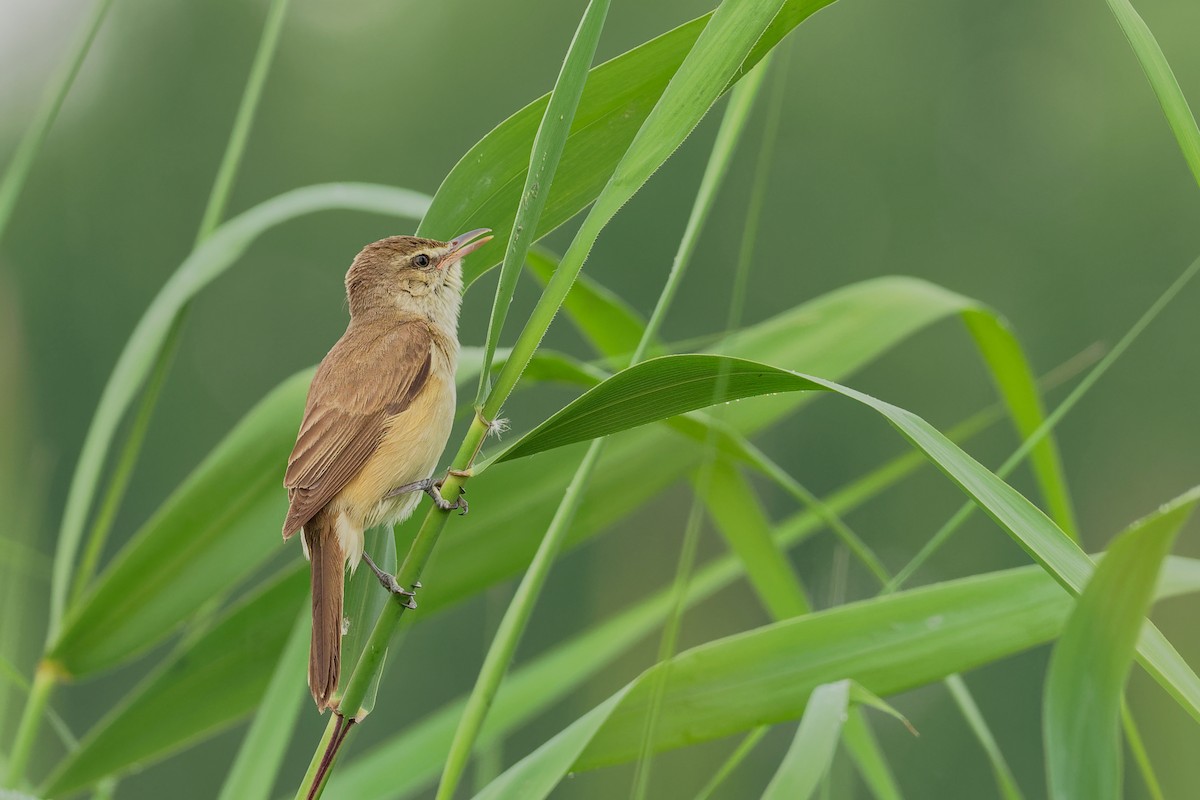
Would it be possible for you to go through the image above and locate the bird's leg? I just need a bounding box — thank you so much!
[383,477,436,499]
[360,552,418,609]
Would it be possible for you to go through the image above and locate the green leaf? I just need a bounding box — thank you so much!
[944,674,1023,800]
[416,0,836,289]
[59,277,972,678]
[326,403,996,800]
[693,728,768,800]
[703,458,810,618]
[486,353,1200,720]
[488,355,825,465]
[49,370,311,677]
[1106,0,1200,188]
[1044,487,1199,800]
[525,247,649,365]
[338,526,397,716]
[476,0,610,399]
[762,680,851,800]
[43,568,308,797]
[216,609,309,800]
[841,709,903,800]
[50,183,430,642]
[469,557,1200,798]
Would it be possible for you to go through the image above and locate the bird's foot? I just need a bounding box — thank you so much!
[427,480,469,515]
[361,552,419,608]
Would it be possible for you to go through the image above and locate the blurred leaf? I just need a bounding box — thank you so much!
[1044,487,1199,800]
[842,709,903,800]
[944,674,1023,800]
[51,183,431,640]
[470,557,1200,798]
[525,247,649,364]
[216,609,309,800]
[962,311,1076,537]
[50,371,311,676]
[1106,0,1200,188]
[44,568,308,797]
[477,0,610,398]
[703,458,810,618]
[761,680,851,800]
[417,0,837,288]
[337,527,397,716]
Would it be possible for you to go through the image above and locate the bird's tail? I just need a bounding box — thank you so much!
[305,511,344,712]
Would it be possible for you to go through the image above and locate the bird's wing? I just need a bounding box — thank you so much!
[282,321,434,538]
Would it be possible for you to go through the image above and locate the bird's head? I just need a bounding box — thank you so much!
[345,228,492,320]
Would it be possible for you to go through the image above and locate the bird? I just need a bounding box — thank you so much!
[282,228,492,711]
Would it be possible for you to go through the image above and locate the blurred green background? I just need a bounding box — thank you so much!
[2,0,1199,797]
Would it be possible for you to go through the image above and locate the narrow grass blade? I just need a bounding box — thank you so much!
[486,352,1200,719]
[0,0,115,245]
[525,248,648,364]
[468,557,1200,798]
[216,609,309,800]
[476,0,610,401]
[762,681,851,800]
[416,0,836,289]
[43,568,308,797]
[704,458,810,618]
[47,183,429,645]
[693,728,768,800]
[962,311,1077,538]
[1044,488,1199,800]
[49,370,312,676]
[944,675,1023,800]
[1106,0,1200,186]
[842,708,903,800]
[482,0,798,419]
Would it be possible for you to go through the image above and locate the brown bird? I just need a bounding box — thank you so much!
[282,228,492,711]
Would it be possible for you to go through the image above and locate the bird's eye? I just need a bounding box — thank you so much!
[413,254,431,268]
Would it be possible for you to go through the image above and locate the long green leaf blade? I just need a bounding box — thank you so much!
[48,183,430,644]
[43,569,308,797]
[469,556,1200,798]
[1044,488,1199,800]
[762,681,850,800]
[476,0,610,399]
[216,609,309,800]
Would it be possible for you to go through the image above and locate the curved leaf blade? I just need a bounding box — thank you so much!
[51,183,430,642]
[470,557,1200,798]
[43,568,308,797]
[416,0,836,287]
[1044,488,1199,800]
[762,680,850,800]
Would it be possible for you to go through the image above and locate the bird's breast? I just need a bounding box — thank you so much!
[336,368,456,531]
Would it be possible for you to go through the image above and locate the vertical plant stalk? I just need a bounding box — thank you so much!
[3,662,60,787]
[0,0,116,246]
[5,0,293,791]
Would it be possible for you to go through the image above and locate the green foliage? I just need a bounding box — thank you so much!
[3,0,1199,797]
[1044,488,1200,800]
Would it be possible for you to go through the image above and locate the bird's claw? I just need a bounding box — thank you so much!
[428,480,469,515]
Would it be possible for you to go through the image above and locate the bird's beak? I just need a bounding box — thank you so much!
[440,228,493,269]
